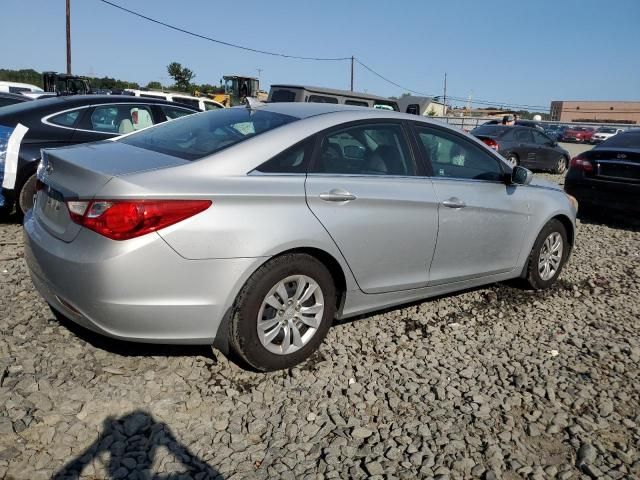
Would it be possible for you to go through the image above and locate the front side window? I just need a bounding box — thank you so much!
[90,105,154,133]
[308,95,339,104]
[532,130,551,145]
[49,109,81,127]
[415,125,504,181]
[513,129,534,143]
[120,108,297,161]
[313,123,415,176]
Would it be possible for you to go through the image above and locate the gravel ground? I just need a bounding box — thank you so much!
[1,172,639,480]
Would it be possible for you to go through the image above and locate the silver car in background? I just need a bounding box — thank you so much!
[24,103,578,371]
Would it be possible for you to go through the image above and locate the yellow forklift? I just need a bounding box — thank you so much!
[198,75,265,107]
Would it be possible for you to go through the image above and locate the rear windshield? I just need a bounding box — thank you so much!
[471,126,511,137]
[120,108,297,161]
[598,131,640,149]
[597,127,617,133]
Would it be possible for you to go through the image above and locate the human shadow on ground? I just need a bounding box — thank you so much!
[52,410,222,479]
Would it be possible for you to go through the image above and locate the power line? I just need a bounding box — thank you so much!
[97,0,551,111]
[98,0,351,61]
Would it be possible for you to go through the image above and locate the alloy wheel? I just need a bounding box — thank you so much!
[256,275,324,355]
[538,232,563,281]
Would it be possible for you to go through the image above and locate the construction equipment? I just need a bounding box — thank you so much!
[195,75,266,107]
[42,72,91,95]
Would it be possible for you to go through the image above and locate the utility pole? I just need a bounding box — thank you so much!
[350,56,354,91]
[256,68,263,78]
[66,0,71,74]
[443,72,447,116]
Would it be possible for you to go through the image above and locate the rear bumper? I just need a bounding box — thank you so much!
[24,210,265,344]
[565,174,640,213]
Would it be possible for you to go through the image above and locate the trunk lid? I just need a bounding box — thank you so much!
[36,141,189,242]
[588,148,640,183]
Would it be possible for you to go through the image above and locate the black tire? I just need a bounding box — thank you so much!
[554,156,568,174]
[507,153,519,167]
[525,219,569,290]
[229,253,336,372]
[17,173,37,217]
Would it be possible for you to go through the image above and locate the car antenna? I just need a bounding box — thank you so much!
[245,97,265,111]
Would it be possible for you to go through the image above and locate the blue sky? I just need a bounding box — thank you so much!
[1,0,639,110]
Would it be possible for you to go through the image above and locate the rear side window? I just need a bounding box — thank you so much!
[271,89,297,102]
[514,129,534,143]
[120,108,297,161]
[48,109,81,127]
[308,95,339,104]
[204,101,222,111]
[255,139,313,174]
[415,125,504,181]
[8,86,30,94]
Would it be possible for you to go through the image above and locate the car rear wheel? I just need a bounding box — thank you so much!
[554,156,567,174]
[525,219,568,290]
[229,253,336,371]
[17,173,37,217]
[507,153,519,167]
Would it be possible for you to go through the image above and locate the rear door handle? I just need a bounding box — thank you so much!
[319,189,356,202]
[442,197,466,209]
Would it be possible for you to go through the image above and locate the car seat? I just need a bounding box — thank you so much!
[118,119,134,134]
[365,145,406,175]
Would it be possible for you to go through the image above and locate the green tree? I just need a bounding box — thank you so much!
[167,62,194,92]
[145,81,162,90]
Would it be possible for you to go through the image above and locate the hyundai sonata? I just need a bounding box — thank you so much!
[24,103,578,371]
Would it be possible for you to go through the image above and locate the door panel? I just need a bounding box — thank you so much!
[429,179,529,284]
[306,176,439,293]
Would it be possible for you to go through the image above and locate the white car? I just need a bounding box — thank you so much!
[0,81,43,94]
[124,89,224,112]
[592,127,624,144]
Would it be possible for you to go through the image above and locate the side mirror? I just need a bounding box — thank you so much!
[511,165,533,185]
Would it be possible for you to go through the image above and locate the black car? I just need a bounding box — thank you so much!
[482,119,545,132]
[0,95,198,215]
[0,92,33,108]
[564,130,640,214]
[471,125,570,173]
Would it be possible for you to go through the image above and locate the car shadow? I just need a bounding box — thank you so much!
[52,410,223,479]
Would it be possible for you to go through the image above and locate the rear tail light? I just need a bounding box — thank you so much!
[66,199,212,240]
[482,138,499,150]
[569,155,594,173]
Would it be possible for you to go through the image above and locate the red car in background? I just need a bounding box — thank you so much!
[560,126,595,143]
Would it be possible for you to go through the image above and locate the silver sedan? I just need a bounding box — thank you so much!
[24,103,578,371]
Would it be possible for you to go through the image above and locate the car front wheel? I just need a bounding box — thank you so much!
[230,253,336,371]
[525,219,569,290]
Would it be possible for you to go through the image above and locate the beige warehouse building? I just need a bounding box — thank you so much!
[550,101,640,124]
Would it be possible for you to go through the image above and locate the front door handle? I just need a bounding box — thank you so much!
[442,197,466,209]
[319,189,357,202]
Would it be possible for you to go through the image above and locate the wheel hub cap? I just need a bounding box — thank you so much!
[257,275,324,355]
[538,232,563,281]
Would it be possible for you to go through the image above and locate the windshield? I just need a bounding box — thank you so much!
[120,108,298,161]
[599,131,640,149]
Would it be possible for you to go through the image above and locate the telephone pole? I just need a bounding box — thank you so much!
[443,72,447,115]
[350,56,354,91]
[66,0,71,74]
